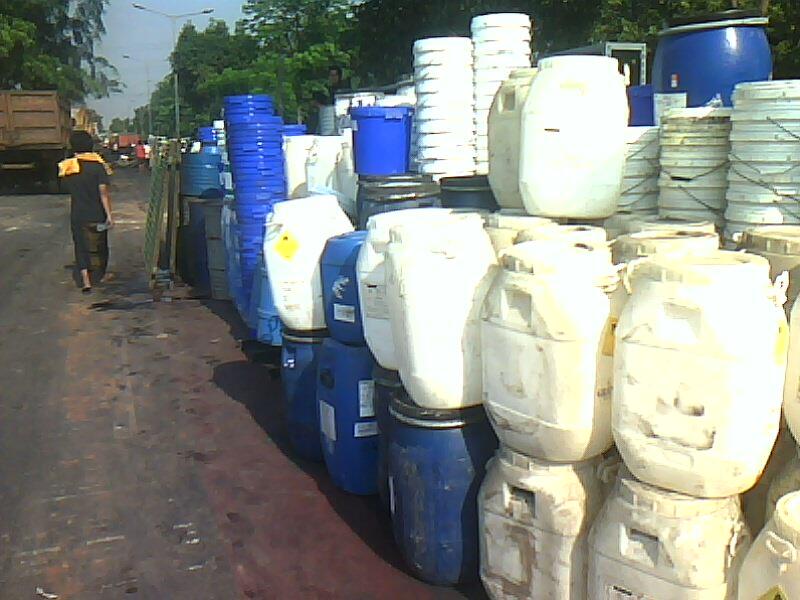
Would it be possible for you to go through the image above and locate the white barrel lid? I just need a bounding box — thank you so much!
[661,106,733,122]
[501,239,616,286]
[471,13,531,30]
[413,36,472,54]
[627,216,717,234]
[734,80,800,102]
[485,213,556,231]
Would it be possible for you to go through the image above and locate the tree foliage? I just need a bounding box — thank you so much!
[0,0,120,102]
[130,0,800,137]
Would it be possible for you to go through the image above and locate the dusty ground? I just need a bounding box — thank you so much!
[0,170,485,599]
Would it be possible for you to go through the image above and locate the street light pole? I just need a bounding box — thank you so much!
[131,3,214,140]
[122,54,152,135]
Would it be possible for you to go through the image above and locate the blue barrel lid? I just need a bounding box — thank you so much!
[350,106,414,119]
[321,231,368,266]
[660,9,768,35]
[389,393,489,427]
[224,94,274,105]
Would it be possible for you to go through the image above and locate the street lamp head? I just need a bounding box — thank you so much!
[132,3,145,9]
[202,8,214,14]
[122,54,132,59]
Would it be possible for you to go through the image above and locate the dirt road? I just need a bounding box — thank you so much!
[0,171,484,599]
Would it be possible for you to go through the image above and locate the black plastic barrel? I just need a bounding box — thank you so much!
[439,175,499,211]
[356,174,440,230]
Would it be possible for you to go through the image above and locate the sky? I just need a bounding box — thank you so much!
[90,0,245,124]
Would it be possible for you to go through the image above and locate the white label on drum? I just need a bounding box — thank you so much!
[319,401,336,441]
[364,284,388,319]
[333,303,356,323]
[653,92,687,126]
[358,380,375,417]
[353,421,378,438]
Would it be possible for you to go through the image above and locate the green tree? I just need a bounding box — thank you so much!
[0,0,120,102]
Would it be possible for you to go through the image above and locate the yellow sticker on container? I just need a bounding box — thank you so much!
[757,586,787,600]
[275,230,299,261]
[776,320,790,365]
[602,317,619,357]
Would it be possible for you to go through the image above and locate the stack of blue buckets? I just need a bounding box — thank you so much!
[223,95,285,321]
[317,231,378,494]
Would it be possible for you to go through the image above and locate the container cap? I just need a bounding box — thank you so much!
[321,230,368,266]
[773,491,800,543]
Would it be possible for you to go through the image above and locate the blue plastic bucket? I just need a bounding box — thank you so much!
[320,231,368,344]
[628,84,655,126]
[281,331,327,461]
[389,395,498,585]
[318,339,379,495]
[653,10,772,107]
[197,126,216,143]
[350,106,414,176]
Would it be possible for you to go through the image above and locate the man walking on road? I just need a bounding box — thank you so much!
[59,131,114,293]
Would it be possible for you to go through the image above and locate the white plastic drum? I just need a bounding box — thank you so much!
[589,472,751,599]
[516,224,608,246]
[488,69,537,210]
[519,56,628,219]
[482,240,619,461]
[784,297,800,445]
[479,448,604,600]
[284,135,316,198]
[765,448,800,522]
[356,208,453,371]
[386,213,496,408]
[264,195,354,331]
[614,251,788,497]
[738,491,800,600]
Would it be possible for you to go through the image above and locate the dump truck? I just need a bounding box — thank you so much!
[0,90,71,192]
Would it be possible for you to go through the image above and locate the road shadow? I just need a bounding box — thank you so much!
[211,359,488,599]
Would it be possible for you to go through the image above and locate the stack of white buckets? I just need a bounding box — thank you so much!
[471,14,532,175]
[725,81,800,243]
[412,37,476,180]
[658,107,732,229]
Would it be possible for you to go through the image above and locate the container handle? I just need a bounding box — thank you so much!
[766,531,798,570]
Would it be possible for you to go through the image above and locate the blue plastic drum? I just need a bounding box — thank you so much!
[389,395,498,585]
[320,231,368,345]
[350,106,414,176]
[317,339,378,495]
[653,10,772,108]
[281,331,326,462]
[373,365,404,510]
[180,153,223,198]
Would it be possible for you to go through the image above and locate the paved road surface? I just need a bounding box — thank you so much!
[0,171,486,599]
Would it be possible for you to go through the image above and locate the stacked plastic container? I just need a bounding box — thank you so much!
[658,106,732,229]
[318,231,378,495]
[480,232,619,599]
[224,94,285,314]
[470,14,532,175]
[413,37,476,180]
[725,80,800,244]
[619,126,660,215]
[594,249,789,597]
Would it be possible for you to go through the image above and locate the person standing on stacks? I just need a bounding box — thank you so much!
[327,65,350,104]
[59,130,114,293]
[135,139,148,172]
